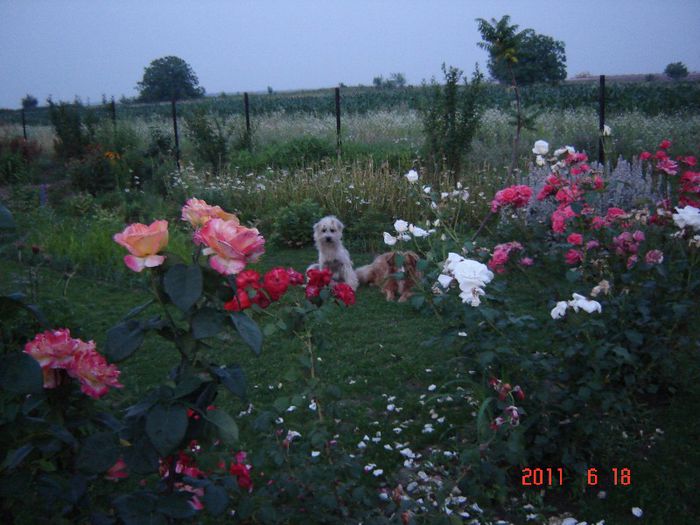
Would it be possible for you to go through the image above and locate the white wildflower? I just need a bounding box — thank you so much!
[405,169,419,183]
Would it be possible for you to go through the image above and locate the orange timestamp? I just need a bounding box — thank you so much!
[521,467,632,486]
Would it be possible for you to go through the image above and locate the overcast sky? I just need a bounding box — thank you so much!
[1,0,699,109]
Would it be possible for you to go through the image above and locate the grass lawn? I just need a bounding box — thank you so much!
[1,247,699,524]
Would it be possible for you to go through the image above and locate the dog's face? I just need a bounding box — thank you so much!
[313,216,344,246]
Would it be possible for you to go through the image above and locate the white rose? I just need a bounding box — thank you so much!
[409,224,429,238]
[603,124,612,136]
[383,232,397,246]
[532,140,549,155]
[569,293,602,314]
[394,219,409,233]
[550,301,569,319]
[672,205,700,231]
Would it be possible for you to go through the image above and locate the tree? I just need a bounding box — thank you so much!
[664,61,689,81]
[136,56,205,102]
[21,94,38,109]
[476,15,525,176]
[487,29,566,85]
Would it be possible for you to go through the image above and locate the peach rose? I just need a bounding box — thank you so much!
[113,220,169,272]
[181,198,239,228]
[198,218,265,275]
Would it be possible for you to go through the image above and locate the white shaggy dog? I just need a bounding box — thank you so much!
[307,216,359,290]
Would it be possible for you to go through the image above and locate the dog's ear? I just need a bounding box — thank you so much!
[313,218,323,234]
[332,217,344,232]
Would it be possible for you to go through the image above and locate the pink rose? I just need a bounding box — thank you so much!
[198,219,265,275]
[565,249,583,265]
[113,220,169,272]
[567,233,583,246]
[645,249,664,265]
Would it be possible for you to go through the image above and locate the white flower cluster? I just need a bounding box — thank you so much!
[437,253,494,307]
[550,293,602,319]
[384,219,435,245]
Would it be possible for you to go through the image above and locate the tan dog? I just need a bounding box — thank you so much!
[307,215,359,290]
[356,251,421,302]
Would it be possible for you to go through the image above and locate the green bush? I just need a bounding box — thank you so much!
[270,199,323,247]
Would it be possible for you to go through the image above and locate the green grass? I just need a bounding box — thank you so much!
[2,244,699,523]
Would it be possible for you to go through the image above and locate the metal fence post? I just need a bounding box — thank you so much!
[171,99,181,171]
[598,75,606,165]
[335,87,341,157]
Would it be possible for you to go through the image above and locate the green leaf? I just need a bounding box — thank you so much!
[3,444,34,470]
[105,319,145,362]
[172,374,204,399]
[164,264,203,312]
[0,293,50,328]
[230,312,262,355]
[158,493,197,518]
[76,432,120,474]
[0,202,15,230]
[0,352,43,394]
[113,492,165,525]
[191,307,224,339]
[124,437,160,475]
[205,409,239,445]
[146,404,188,456]
[565,269,581,283]
[203,484,229,516]
[210,364,246,400]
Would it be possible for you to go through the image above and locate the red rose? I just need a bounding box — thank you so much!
[566,233,583,246]
[263,267,290,301]
[307,268,332,287]
[659,139,671,150]
[305,285,321,299]
[332,283,355,306]
[224,289,252,311]
[236,269,261,289]
[229,463,253,491]
[286,267,305,285]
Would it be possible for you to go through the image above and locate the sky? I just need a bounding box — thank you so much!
[1,0,699,109]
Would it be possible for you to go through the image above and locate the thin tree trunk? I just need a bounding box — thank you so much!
[508,64,522,178]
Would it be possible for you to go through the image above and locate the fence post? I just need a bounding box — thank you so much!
[21,108,27,140]
[598,74,606,166]
[110,97,117,128]
[244,92,251,135]
[335,87,341,157]
[171,99,181,171]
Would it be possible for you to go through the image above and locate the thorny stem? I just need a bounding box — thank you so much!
[150,272,189,361]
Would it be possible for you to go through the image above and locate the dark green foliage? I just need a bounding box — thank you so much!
[421,63,484,177]
[184,108,248,173]
[270,199,323,247]
[21,94,38,110]
[48,100,96,160]
[136,56,205,102]
[0,137,42,184]
[372,72,406,88]
[488,30,566,85]
[665,61,689,80]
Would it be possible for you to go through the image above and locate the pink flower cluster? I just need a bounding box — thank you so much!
[24,328,123,399]
[487,241,525,274]
[490,185,533,213]
[640,141,700,206]
[613,230,645,269]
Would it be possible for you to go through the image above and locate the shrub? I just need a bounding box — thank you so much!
[184,108,237,174]
[421,64,484,179]
[270,199,324,247]
[48,100,96,160]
